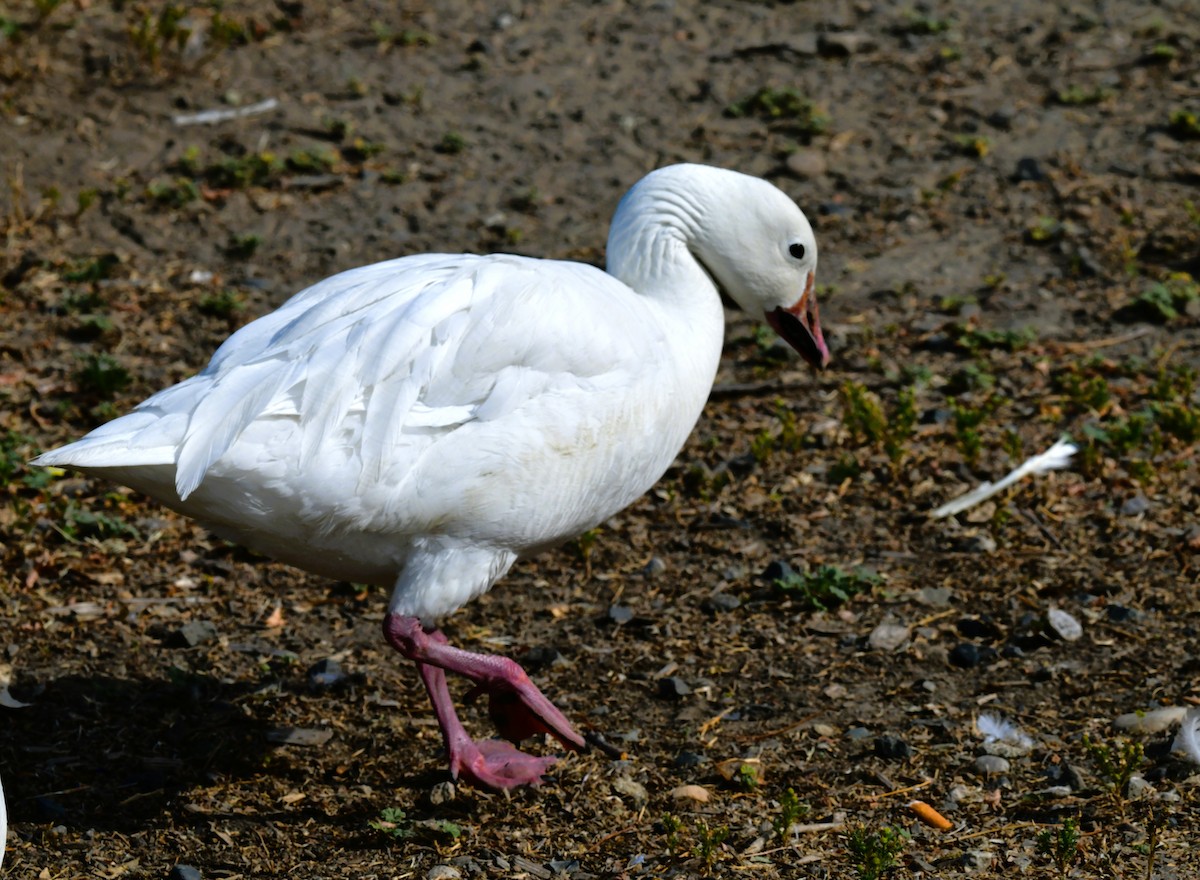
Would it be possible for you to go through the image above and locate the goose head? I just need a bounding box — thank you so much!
[607,164,830,370]
[688,169,829,370]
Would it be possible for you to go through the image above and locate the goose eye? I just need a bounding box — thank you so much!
[788,242,806,260]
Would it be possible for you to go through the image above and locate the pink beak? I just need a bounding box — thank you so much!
[765,271,830,370]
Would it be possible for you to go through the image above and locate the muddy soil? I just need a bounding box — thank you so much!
[1,1,1199,877]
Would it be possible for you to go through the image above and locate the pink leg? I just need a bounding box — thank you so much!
[385,613,585,788]
[416,660,558,789]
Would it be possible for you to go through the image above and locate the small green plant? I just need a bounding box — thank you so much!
[1083,734,1146,796]
[661,813,684,858]
[1037,817,1082,876]
[369,806,412,839]
[342,137,386,162]
[286,147,337,174]
[1058,364,1111,413]
[900,13,951,35]
[952,324,1038,353]
[946,362,995,394]
[736,763,760,791]
[59,501,139,542]
[437,132,467,154]
[146,177,200,207]
[127,3,190,70]
[847,825,908,880]
[840,382,916,463]
[750,400,804,463]
[1119,274,1199,323]
[371,22,435,49]
[224,233,261,260]
[954,134,991,158]
[62,253,120,283]
[1026,216,1062,243]
[950,398,996,467]
[695,821,729,870]
[774,565,881,611]
[1168,108,1200,139]
[1054,85,1112,105]
[77,353,132,398]
[198,289,244,318]
[725,87,829,141]
[772,787,809,843]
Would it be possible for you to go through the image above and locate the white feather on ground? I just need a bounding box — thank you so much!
[1171,707,1200,764]
[977,712,1034,748]
[932,438,1078,519]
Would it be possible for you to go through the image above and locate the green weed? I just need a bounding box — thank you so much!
[952,324,1038,354]
[76,353,132,398]
[899,14,950,35]
[1083,734,1146,797]
[198,289,244,318]
[369,806,411,839]
[695,821,729,870]
[1118,274,1199,323]
[954,134,990,158]
[1054,85,1112,105]
[950,397,998,467]
[1037,817,1082,876]
[773,565,881,611]
[146,177,200,207]
[1026,216,1062,243]
[840,382,916,463]
[847,825,908,880]
[1168,108,1200,139]
[62,253,119,283]
[437,132,467,154]
[725,87,828,139]
[661,813,684,858]
[751,400,804,463]
[224,233,261,260]
[772,787,810,843]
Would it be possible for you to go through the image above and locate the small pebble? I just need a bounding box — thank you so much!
[1121,494,1150,516]
[975,754,1010,775]
[701,592,741,613]
[175,620,217,648]
[1126,775,1154,798]
[307,658,343,688]
[642,556,667,578]
[427,866,461,880]
[1046,608,1083,641]
[868,621,910,652]
[874,735,912,759]
[169,867,203,880]
[949,642,993,668]
[429,780,456,805]
[956,616,1002,641]
[762,560,795,582]
[914,586,954,607]
[608,605,634,625]
[785,149,828,179]
[845,726,873,741]
[817,31,877,55]
[671,784,710,803]
[1013,157,1044,181]
[960,849,994,870]
[964,533,997,553]
[1105,604,1138,623]
[612,776,648,805]
[658,676,690,699]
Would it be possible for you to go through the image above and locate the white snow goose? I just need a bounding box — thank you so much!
[34,163,829,789]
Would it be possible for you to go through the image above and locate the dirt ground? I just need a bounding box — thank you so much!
[2,1,1199,877]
